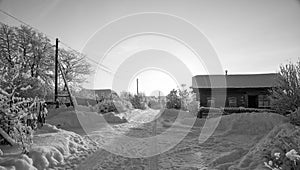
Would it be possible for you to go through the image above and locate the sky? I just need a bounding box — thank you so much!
[1,0,300,95]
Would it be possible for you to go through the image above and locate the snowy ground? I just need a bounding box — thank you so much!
[76,109,289,170]
[0,107,294,170]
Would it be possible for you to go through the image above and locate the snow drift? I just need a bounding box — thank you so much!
[46,107,127,131]
[189,112,289,169]
[0,124,94,170]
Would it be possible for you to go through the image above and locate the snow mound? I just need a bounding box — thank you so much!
[102,112,127,124]
[0,124,96,170]
[215,112,288,135]
[0,154,36,170]
[28,146,63,169]
[180,112,287,135]
[119,109,160,123]
[47,109,81,128]
[34,124,88,156]
[177,112,289,169]
[229,123,300,170]
[196,112,288,169]
[29,124,90,170]
[47,107,128,131]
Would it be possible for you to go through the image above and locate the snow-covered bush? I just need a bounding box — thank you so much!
[263,148,300,170]
[187,100,200,116]
[148,98,163,110]
[166,89,181,109]
[0,94,33,151]
[113,99,133,112]
[97,99,118,114]
[119,91,147,110]
[270,59,300,114]
[96,98,134,114]
[0,154,37,170]
[166,85,196,111]
[290,108,300,126]
[262,136,300,170]
[129,93,147,110]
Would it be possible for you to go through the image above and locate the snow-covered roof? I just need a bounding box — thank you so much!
[192,73,278,88]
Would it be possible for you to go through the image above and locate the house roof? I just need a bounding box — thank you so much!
[192,73,278,88]
[86,89,118,97]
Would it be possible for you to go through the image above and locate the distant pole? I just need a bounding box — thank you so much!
[54,38,59,108]
[136,78,139,95]
[158,91,160,101]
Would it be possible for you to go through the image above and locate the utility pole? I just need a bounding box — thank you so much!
[136,78,139,95]
[158,91,160,100]
[54,38,59,108]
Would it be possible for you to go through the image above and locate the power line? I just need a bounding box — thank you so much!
[0,9,141,84]
[0,8,115,75]
[0,8,56,41]
[58,41,114,73]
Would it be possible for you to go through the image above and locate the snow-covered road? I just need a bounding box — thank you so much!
[76,109,208,170]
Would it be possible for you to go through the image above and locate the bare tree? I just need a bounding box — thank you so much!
[59,48,92,90]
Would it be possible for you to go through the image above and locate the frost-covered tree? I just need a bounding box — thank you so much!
[166,89,181,109]
[271,59,300,114]
[0,68,34,150]
[166,85,197,111]
[59,49,92,90]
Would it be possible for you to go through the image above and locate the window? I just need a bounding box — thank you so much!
[258,95,270,108]
[228,97,237,107]
[207,97,215,107]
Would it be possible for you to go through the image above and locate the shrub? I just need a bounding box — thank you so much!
[119,91,147,110]
[270,59,300,114]
[166,89,181,109]
[262,141,300,169]
[166,85,198,111]
[130,94,147,110]
[197,107,276,118]
[0,94,34,152]
[148,98,163,110]
[290,108,300,126]
[97,99,117,114]
[112,99,133,113]
[187,100,200,116]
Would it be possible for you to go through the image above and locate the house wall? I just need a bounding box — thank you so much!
[194,88,271,108]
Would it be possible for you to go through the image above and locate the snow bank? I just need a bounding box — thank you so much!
[102,112,127,124]
[47,107,128,131]
[33,124,89,155]
[0,124,93,170]
[47,108,82,128]
[28,146,63,169]
[192,112,288,169]
[176,111,289,169]
[215,112,288,135]
[0,154,37,170]
[229,123,300,170]
[120,109,160,123]
[179,112,287,135]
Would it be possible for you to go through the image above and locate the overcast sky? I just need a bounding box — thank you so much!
[1,0,300,95]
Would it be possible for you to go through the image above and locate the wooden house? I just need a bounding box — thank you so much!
[192,73,278,108]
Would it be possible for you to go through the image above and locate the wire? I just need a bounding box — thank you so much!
[0,9,140,84]
[0,9,56,41]
[58,41,114,73]
[0,9,141,93]
[0,8,115,75]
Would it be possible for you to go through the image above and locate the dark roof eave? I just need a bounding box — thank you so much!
[192,86,274,89]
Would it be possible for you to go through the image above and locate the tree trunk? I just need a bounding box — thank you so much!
[0,127,19,146]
